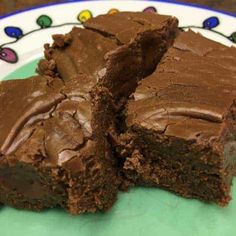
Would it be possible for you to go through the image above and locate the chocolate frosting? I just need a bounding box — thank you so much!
[38,12,178,98]
[0,76,63,154]
[0,76,92,169]
[84,12,176,45]
[127,31,236,141]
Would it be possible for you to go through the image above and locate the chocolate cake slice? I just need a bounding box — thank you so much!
[118,31,236,205]
[0,12,178,214]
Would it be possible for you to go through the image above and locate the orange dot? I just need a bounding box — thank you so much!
[108,9,119,15]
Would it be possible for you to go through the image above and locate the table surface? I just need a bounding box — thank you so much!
[0,0,235,16]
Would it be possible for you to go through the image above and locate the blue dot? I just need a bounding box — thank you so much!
[203,17,220,29]
[4,27,23,39]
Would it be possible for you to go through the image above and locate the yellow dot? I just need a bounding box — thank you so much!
[108,8,119,15]
[77,10,93,23]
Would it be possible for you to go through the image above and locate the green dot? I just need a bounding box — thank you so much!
[230,32,236,43]
[36,15,53,28]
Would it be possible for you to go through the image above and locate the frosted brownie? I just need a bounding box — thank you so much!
[39,12,178,99]
[119,31,236,205]
[0,76,120,213]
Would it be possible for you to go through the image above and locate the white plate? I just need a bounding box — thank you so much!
[0,2,236,236]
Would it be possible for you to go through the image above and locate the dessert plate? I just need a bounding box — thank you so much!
[0,1,236,236]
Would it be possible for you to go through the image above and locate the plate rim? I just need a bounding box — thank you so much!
[0,0,235,21]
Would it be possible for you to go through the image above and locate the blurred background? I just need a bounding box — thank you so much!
[0,0,236,16]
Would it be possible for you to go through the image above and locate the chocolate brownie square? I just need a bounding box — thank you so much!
[0,75,119,213]
[39,12,178,99]
[119,31,236,205]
